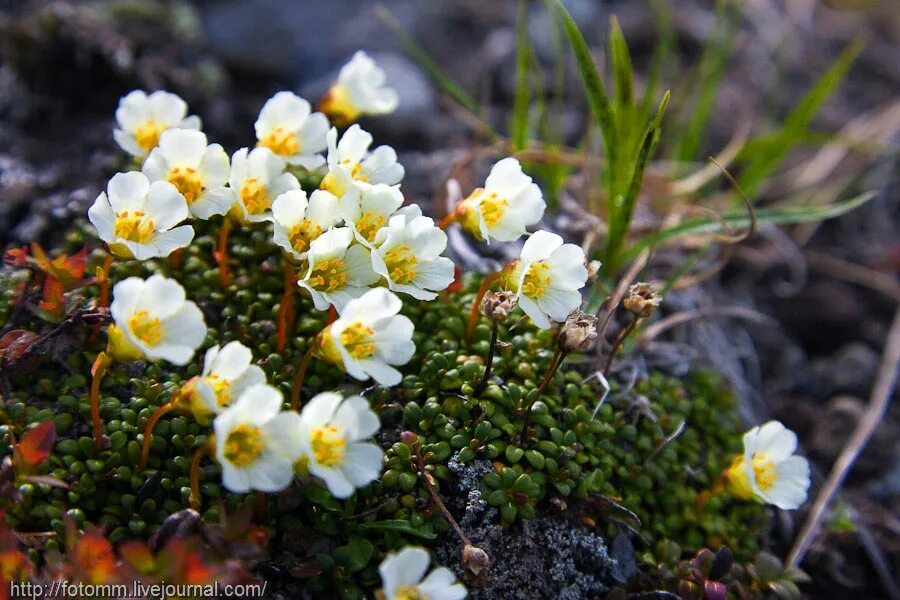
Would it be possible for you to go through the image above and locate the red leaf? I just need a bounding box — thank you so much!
[0,330,40,363]
[2,247,29,268]
[30,243,89,291]
[16,422,56,473]
[37,275,65,322]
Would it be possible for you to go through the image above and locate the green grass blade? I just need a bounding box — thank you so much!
[737,39,865,195]
[511,0,531,150]
[605,91,671,270]
[620,190,876,261]
[673,0,737,163]
[609,15,634,113]
[553,0,616,176]
[376,5,487,121]
[641,0,677,121]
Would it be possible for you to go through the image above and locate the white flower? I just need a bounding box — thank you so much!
[255,91,329,169]
[297,227,378,311]
[142,129,233,219]
[499,230,588,329]
[185,342,267,424]
[379,547,467,600]
[297,392,383,498]
[340,182,404,246]
[455,157,545,243]
[107,274,206,365]
[725,421,811,510]
[89,171,194,260]
[271,189,342,260]
[113,90,201,158]
[213,384,303,493]
[319,50,398,125]
[228,147,301,223]
[372,213,455,300]
[320,125,404,198]
[313,288,414,386]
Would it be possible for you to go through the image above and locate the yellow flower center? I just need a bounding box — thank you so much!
[113,211,155,243]
[308,259,348,292]
[106,324,145,362]
[383,244,418,284]
[204,374,232,408]
[456,188,508,240]
[320,160,366,197]
[521,261,552,299]
[240,177,271,215]
[134,120,166,152]
[289,219,324,254]
[339,321,376,359]
[394,586,427,600]
[751,453,777,492]
[224,423,264,467]
[167,166,205,204]
[356,211,386,243]
[127,310,163,347]
[258,127,301,157]
[319,83,361,126]
[310,425,346,467]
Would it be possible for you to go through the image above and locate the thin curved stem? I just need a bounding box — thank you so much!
[603,315,642,375]
[189,443,211,510]
[89,352,112,452]
[138,401,176,472]
[467,272,501,341]
[519,347,567,443]
[276,262,297,353]
[291,346,316,412]
[437,211,457,230]
[473,318,499,396]
[214,218,233,288]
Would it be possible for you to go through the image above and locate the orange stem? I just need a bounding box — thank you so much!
[89,252,114,343]
[326,304,337,325]
[189,443,210,510]
[437,211,457,230]
[696,478,726,508]
[467,272,501,341]
[276,263,297,353]
[214,218,233,288]
[291,345,316,411]
[89,352,112,452]
[138,401,176,471]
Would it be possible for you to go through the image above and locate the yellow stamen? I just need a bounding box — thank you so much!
[106,324,145,362]
[339,321,375,359]
[308,259,348,292]
[384,244,418,284]
[224,423,264,467]
[455,188,508,240]
[167,166,205,204]
[240,177,271,215]
[320,159,365,197]
[751,454,777,492]
[724,452,778,499]
[205,374,232,408]
[394,586,427,600]
[134,121,166,152]
[310,425,346,467]
[127,310,163,347]
[113,211,155,243]
[319,83,361,126]
[259,127,301,157]
[356,211,385,243]
[289,219,324,254]
[521,262,552,299]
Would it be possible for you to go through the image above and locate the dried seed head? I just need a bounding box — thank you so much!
[558,309,599,353]
[623,282,661,318]
[461,544,491,577]
[587,260,602,283]
[480,290,517,322]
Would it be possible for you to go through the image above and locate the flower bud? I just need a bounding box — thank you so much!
[480,290,517,322]
[558,309,598,353]
[622,282,661,318]
[461,544,491,577]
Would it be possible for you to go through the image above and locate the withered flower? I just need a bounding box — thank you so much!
[623,283,661,318]
[558,309,598,354]
[480,290,517,322]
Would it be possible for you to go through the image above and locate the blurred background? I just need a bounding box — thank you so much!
[1,0,898,597]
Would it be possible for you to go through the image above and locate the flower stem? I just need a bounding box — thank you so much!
[412,437,470,547]
[695,478,725,508]
[467,272,500,341]
[519,346,567,443]
[89,352,112,452]
[291,345,316,411]
[437,211,457,230]
[276,262,297,353]
[214,218,233,288]
[138,400,176,472]
[603,315,642,374]
[189,443,211,510]
[89,252,114,343]
[473,318,499,396]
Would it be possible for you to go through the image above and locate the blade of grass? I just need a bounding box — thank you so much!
[609,15,634,114]
[673,0,737,163]
[641,0,677,122]
[738,38,866,195]
[511,0,531,150]
[620,190,875,260]
[605,91,671,271]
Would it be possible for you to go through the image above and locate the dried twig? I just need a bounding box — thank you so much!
[804,250,900,303]
[634,306,777,348]
[786,306,900,568]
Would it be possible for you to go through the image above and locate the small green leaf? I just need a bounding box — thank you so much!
[356,520,437,540]
[511,0,531,150]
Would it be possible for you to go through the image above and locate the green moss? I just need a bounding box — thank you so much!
[0,217,768,595]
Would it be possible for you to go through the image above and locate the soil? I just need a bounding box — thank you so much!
[1,0,898,597]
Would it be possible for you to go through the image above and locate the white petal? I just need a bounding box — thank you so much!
[337,124,372,161]
[299,391,342,428]
[245,454,294,492]
[220,463,251,493]
[115,90,150,130]
[360,359,402,386]
[340,442,383,487]
[113,129,145,157]
[191,187,234,219]
[144,181,189,230]
[310,465,355,498]
[107,171,150,213]
[148,225,194,258]
[141,149,170,181]
[520,230,562,263]
[147,90,188,125]
[211,341,253,380]
[88,193,116,241]
[518,294,551,329]
[158,128,207,167]
[109,277,144,325]
[756,421,798,461]
[343,245,379,287]
[419,568,467,600]
[538,288,582,323]
[272,189,310,227]
[379,547,430,592]
[262,411,305,462]
[134,274,185,320]
[232,384,285,422]
[199,144,230,187]
[331,396,379,440]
